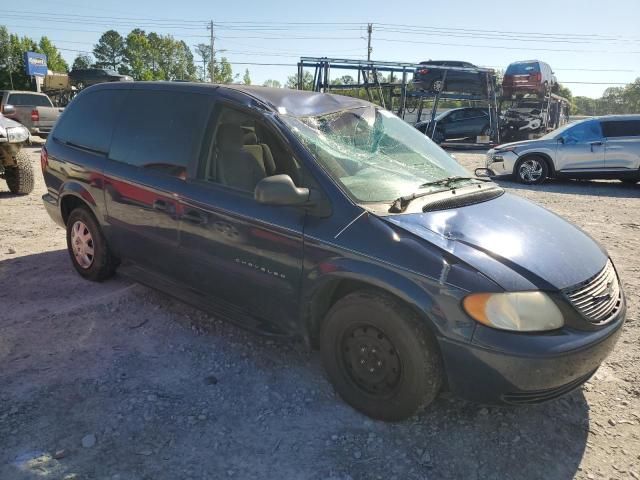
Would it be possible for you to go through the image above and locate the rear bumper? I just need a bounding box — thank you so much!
[42,192,65,228]
[439,306,625,405]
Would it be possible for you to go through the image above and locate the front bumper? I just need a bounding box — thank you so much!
[485,150,518,176]
[439,305,625,405]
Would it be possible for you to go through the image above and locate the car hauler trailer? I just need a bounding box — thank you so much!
[297,57,501,147]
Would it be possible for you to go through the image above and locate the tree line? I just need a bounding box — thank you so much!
[1,24,639,116]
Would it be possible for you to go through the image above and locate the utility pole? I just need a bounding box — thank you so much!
[367,23,373,61]
[208,20,215,83]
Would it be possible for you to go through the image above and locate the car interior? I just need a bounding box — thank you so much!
[200,107,303,193]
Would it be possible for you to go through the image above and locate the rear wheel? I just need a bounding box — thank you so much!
[4,150,34,195]
[515,156,548,185]
[431,79,444,92]
[320,290,443,421]
[66,207,118,281]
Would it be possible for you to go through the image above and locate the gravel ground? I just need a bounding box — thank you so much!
[0,146,639,480]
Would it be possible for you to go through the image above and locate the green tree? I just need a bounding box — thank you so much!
[124,29,152,80]
[93,30,125,71]
[38,36,68,72]
[262,79,281,88]
[0,27,39,90]
[72,54,93,70]
[243,68,251,85]
[286,71,313,90]
[194,43,211,82]
[212,57,233,84]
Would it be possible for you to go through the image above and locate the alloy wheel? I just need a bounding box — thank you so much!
[70,220,95,269]
[519,159,543,183]
[341,325,402,396]
[432,80,444,92]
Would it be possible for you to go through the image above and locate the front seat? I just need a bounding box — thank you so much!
[216,124,266,192]
[243,131,276,176]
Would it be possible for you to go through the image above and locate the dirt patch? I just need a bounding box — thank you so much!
[1,147,638,479]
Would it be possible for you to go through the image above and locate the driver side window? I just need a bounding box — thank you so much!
[198,105,303,193]
[564,121,602,143]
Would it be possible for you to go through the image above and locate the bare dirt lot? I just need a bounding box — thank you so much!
[1,146,639,480]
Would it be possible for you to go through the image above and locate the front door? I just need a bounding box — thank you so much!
[555,120,605,171]
[178,103,306,333]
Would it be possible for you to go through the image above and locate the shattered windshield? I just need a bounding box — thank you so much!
[282,106,470,202]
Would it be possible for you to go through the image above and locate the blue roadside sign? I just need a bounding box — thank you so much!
[24,52,48,76]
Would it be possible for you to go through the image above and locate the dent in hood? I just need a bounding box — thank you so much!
[383,193,607,291]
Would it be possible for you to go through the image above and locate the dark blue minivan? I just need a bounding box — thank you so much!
[41,83,625,421]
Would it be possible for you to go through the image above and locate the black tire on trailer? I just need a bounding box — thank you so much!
[4,149,35,195]
[320,289,443,421]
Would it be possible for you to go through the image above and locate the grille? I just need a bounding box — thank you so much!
[564,260,622,325]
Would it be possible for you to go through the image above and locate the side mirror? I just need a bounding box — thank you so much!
[474,167,493,178]
[2,104,16,116]
[254,174,310,206]
[557,137,565,144]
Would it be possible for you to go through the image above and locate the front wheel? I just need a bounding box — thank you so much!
[4,150,34,195]
[320,290,443,421]
[515,156,548,185]
[66,207,118,281]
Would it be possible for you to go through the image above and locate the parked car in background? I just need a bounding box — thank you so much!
[502,60,556,98]
[68,68,133,89]
[0,112,33,194]
[413,61,488,95]
[416,107,491,143]
[0,90,62,138]
[42,83,625,421]
[486,115,640,184]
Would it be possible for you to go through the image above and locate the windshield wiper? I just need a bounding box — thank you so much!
[388,176,491,213]
[418,176,490,189]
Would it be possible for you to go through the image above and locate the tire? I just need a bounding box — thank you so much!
[515,156,548,185]
[431,79,444,93]
[4,150,35,195]
[480,126,491,137]
[320,290,443,421]
[66,206,118,281]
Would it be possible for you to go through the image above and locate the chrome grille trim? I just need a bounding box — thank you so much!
[564,260,622,325]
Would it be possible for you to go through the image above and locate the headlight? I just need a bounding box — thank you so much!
[463,292,564,332]
[7,126,29,143]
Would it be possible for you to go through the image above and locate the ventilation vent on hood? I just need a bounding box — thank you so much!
[422,187,504,212]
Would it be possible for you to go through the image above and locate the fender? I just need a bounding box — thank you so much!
[58,180,102,222]
[301,255,477,346]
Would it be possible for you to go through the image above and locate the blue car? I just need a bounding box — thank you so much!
[41,83,625,421]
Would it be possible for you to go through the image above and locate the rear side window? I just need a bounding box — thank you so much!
[109,90,212,176]
[506,63,540,75]
[53,89,124,153]
[8,93,52,107]
[601,120,640,138]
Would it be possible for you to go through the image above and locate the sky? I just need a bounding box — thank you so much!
[3,0,640,98]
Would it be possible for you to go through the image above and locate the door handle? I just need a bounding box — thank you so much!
[182,210,207,225]
[589,141,603,152]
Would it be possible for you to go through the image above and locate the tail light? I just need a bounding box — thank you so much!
[418,68,429,75]
[40,146,48,172]
[31,109,39,121]
[534,73,541,82]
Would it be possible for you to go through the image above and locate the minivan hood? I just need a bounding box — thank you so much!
[383,193,606,291]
